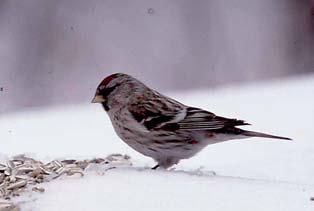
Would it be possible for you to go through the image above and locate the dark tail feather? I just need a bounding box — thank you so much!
[241,130,292,140]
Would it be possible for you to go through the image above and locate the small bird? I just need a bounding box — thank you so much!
[92,73,291,169]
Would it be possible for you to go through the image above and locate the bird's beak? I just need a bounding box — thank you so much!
[91,95,105,103]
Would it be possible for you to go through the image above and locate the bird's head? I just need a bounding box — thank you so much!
[92,73,141,111]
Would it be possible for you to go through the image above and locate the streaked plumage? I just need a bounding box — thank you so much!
[92,73,291,169]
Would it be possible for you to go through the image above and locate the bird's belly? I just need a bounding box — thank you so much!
[113,124,208,160]
[109,112,212,160]
[110,119,156,157]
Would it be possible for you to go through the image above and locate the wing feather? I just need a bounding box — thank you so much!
[128,100,184,131]
[175,107,249,131]
[129,103,248,132]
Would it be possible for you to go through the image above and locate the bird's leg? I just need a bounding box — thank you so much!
[151,164,159,170]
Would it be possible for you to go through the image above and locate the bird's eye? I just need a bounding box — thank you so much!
[100,84,119,97]
[99,85,106,90]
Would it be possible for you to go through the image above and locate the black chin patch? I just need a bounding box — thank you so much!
[102,102,110,111]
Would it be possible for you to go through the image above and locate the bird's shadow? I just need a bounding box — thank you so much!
[99,164,312,188]
[102,164,217,178]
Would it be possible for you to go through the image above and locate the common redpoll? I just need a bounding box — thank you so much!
[92,73,291,169]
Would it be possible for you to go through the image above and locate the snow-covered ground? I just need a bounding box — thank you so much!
[1,75,314,210]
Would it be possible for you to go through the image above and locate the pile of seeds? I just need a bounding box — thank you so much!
[0,154,131,210]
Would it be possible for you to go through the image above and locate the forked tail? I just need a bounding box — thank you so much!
[241,130,292,140]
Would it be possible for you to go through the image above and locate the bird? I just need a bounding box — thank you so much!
[92,73,291,169]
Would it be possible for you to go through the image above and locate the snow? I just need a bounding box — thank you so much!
[17,168,314,211]
[1,75,314,210]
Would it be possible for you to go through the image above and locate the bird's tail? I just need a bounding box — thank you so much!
[241,130,292,140]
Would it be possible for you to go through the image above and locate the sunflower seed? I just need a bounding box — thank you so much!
[32,187,45,193]
[0,201,20,211]
[6,180,27,190]
[0,153,132,210]
[0,174,4,184]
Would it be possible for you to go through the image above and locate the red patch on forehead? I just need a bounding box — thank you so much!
[100,73,120,86]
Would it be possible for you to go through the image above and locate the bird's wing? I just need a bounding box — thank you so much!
[175,107,249,131]
[129,103,248,132]
[128,100,184,131]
